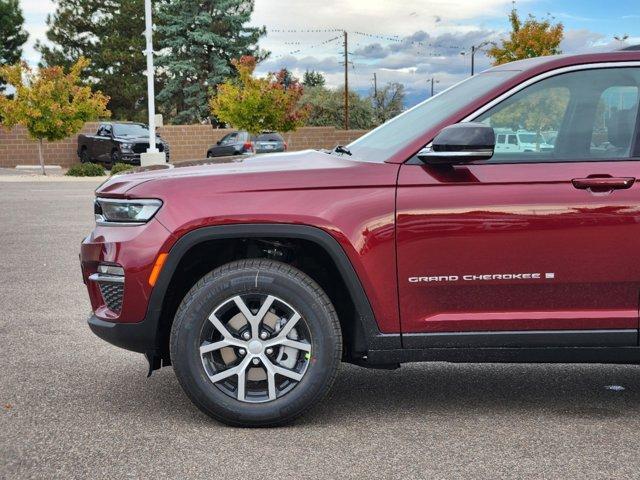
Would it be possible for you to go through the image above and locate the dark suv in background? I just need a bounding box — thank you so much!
[206,131,287,157]
[77,122,170,168]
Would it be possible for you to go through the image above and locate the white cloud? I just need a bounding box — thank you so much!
[19,0,634,107]
[20,0,54,15]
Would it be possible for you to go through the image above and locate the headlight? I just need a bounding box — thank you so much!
[95,198,162,225]
[120,143,134,152]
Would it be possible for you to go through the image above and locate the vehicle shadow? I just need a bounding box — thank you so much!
[304,362,640,425]
[98,360,640,427]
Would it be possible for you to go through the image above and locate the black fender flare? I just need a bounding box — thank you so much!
[147,223,400,352]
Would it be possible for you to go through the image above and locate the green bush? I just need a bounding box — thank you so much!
[110,162,135,175]
[66,162,106,177]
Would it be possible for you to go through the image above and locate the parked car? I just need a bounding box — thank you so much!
[77,122,170,168]
[81,48,640,427]
[206,131,287,157]
[494,129,554,153]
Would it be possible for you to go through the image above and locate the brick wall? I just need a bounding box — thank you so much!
[0,123,369,168]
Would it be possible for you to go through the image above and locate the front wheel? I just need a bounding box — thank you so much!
[79,148,90,163]
[170,259,342,427]
[108,150,121,169]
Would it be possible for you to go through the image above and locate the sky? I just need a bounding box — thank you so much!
[18,0,640,106]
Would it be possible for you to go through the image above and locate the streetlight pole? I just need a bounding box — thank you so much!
[343,30,349,130]
[141,0,164,165]
[466,41,491,76]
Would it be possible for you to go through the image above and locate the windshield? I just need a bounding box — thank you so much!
[113,123,149,137]
[347,70,520,162]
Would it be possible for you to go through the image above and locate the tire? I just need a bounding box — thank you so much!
[170,259,342,427]
[206,151,214,158]
[79,148,90,164]
[108,150,121,170]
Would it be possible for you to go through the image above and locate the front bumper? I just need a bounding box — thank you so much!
[88,314,158,353]
[120,151,171,165]
[80,219,174,323]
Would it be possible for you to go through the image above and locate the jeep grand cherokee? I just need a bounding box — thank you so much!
[81,50,640,426]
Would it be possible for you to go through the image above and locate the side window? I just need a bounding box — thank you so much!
[477,67,640,163]
[223,133,238,144]
[219,133,233,145]
[591,85,639,157]
[103,125,112,137]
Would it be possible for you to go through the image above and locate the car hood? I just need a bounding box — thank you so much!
[95,150,387,198]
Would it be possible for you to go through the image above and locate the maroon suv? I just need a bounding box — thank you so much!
[81,50,640,426]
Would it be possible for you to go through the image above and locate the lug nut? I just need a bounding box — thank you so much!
[266,347,273,355]
[238,348,246,356]
[259,331,269,340]
[242,331,251,340]
[252,358,260,365]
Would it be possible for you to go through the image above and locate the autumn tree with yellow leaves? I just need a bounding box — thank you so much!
[210,56,309,136]
[488,6,564,65]
[0,58,110,174]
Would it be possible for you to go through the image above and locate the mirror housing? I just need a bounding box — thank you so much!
[417,122,495,165]
[216,140,222,145]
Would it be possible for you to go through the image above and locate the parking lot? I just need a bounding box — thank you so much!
[2,179,640,479]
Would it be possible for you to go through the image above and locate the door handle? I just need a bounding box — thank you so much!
[571,176,635,192]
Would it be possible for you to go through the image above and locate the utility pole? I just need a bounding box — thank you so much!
[372,72,378,122]
[343,30,349,130]
[471,45,476,76]
[429,77,439,97]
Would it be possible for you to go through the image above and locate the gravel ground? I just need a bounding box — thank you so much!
[2,180,640,479]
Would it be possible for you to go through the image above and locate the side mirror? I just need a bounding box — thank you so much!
[216,140,222,145]
[417,122,495,165]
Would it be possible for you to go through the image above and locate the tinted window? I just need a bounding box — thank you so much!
[477,67,640,162]
[257,133,283,142]
[220,133,238,144]
[112,124,148,136]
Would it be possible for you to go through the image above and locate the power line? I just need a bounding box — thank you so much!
[271,29,471,49]
[272,36,342,58]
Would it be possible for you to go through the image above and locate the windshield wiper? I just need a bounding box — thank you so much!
[333,145,352,156]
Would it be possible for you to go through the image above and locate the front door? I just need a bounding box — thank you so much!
[396,66,640,347]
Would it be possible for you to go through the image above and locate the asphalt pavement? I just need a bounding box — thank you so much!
[2,179,640,479]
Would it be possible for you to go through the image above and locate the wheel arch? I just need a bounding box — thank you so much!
[147,224,400,366]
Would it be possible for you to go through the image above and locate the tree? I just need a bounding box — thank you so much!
[489,87,569,149]
[0,0,28,93]
[210,56,309,135]
[487,5,563,65]
[0,58,110,175]
[157,0,266,124]
[372,82,405,124]
[275,68,294,89]
[37,0,148,121]
[302,86,374,130]
[302,70,325,87]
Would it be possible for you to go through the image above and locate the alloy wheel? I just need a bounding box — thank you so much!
[199,293,312,403]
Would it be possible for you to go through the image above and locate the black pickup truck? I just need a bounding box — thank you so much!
[77,122,170,168]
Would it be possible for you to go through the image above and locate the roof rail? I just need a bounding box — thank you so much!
[620,44,640,51]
